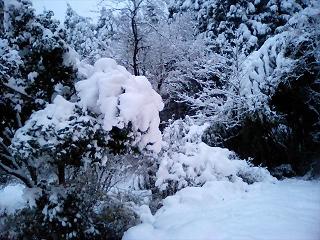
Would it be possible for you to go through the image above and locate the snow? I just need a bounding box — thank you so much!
[0,184,25,214]
[124,179,320,240]
[238,31,292,115]
[76,58,164,153]
[16,95,75,137]
[156,142,273,190]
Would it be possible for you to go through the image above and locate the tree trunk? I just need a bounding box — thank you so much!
[131,0,140,76]
[131,12,140,75]
[58,163,65,185]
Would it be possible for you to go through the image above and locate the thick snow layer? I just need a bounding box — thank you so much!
[0,184,25,214]
[124,179,320,240]
[76,58,164,153]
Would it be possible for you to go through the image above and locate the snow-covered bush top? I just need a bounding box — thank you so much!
[76,58,164,153]
[156,118,274,192]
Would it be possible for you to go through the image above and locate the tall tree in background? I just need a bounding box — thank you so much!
[111,0,148,76]
[64,4,101,64]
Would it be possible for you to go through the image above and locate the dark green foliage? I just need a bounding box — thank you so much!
[106,124,138,155]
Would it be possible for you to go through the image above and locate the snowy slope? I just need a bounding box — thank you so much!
[124,179,320,240]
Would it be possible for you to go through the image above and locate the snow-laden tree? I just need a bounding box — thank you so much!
[142,11,212,121]
[167,0,313,104]
[0,0,77,184]
[95,7,115,58]
[1,2,164,237]
[64,4,103,64]
[76,58,164,153]
[144,11,206,91]
[169,0,309,56]
[1,57,164,239]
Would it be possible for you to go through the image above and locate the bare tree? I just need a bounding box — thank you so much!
[101,0,166,76]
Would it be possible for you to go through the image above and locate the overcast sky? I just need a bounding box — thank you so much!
[31,0,102,22]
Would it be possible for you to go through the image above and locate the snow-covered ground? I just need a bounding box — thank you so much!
[124,179,320,240]
[1,178,319,240]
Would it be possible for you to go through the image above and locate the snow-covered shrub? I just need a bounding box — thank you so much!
[1,185,139,239]
[9,96,108,187]
[6,57,163,187]
[156,117,273,196]
[1,57,164,239]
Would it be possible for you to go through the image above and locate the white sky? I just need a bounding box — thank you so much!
[31,0,102,22]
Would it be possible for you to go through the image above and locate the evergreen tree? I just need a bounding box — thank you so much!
[0,0,77,184]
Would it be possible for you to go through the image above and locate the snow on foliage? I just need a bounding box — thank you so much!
[172,3,320,127]
[3,56,163,238]
[238,31,292,115]
[76,58,164,153]
[7,57,163,192]
[238,5,320,116]
[156,117,274,192]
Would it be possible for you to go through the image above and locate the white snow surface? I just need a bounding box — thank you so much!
[124,179,320,240]
[76,58,164,153]
[0,184,25,214]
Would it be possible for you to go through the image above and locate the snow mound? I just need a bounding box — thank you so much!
[76,58,164,152]
[157,142,273,191]
[124,179,320,240]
